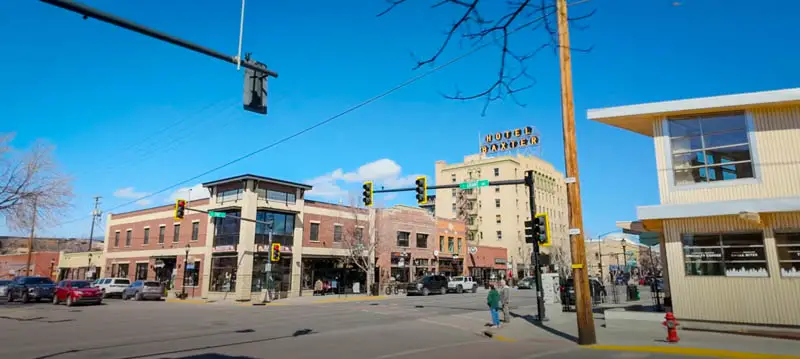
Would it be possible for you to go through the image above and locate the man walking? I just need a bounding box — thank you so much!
[499,279,511,323]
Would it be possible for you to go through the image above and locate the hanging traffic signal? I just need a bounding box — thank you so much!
[534,213,550,246]
[270,243,281,262]
[243,60,268,115]
[362,181,374,207]
[174,199,186,220]
[415,176,427,204]
[524,213,550,246]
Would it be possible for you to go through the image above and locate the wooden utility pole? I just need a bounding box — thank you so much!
[24,198,39,276]
[556,0,596,345]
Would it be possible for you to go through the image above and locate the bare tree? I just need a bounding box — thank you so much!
[0,134,73,231]
[550,242,571,278]
[638,245,661,277]
[338,199,386,295]
[377,0,594,114]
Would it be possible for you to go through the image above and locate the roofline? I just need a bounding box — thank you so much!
[202,174,312,190]
[588,88,800,121]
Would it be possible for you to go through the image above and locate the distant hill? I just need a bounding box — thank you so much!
[0,236,104,255]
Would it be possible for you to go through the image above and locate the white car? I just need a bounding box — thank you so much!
[447,276,478,293]
[93,277,131,298]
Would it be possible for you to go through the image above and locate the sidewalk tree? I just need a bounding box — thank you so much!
[0,133,73,231]
[376,0,594,114]
[339,198,385,294]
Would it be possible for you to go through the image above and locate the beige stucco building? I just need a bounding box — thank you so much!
[57,251,104,280]
[589,88,800,328]
[584,234,660,283]
[434,154,569,278]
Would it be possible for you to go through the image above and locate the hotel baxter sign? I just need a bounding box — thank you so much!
[480,126,539,154]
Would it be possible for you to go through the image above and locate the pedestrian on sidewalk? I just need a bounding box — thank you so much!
[487,284,501,328]
[499,279,511,323]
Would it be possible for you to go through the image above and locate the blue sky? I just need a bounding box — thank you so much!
[1,0,799,239]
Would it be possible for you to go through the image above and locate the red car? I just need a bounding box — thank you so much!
[52,280,103,306]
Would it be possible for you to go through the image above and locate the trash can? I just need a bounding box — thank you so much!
[627,285,640,300]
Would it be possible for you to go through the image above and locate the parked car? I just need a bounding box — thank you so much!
[560,277,605,306]
[6,276,56,303]
[0,280,11,299]
[447,276,478,293]
[406,275,448,296]
[517,276,535,289]
[53,280,103,306]
[93,277,131,298]
[121,280,164,301]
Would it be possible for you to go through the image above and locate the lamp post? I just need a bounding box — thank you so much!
[87,253,93,280]
[50,258,56,281]
[182,243,191,299]
[621,239,628,274]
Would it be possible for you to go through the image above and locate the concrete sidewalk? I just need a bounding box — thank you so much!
[483,304,800,359]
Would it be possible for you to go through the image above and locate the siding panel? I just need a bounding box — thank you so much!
[656,106,800,204]
[663,214,800,325]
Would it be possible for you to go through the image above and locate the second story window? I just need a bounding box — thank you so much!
[173,224,180,243]
[143,228,150,245]
[158,226,165,244]
[457,238,462,253]
[191,222,199,241]
[397,231,410,247]
[334,225,343,242]
[309,223,320,242]
[668,111,754,186]
[217,188,243,203]
[448,237,454,252]
[494,168,500,176]
[416,233,428,248]
[355,227,364,243]
[125,230,131,246]
[439,236,444,250]
[114,231,120,247]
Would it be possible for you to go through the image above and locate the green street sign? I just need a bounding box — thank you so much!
[208,211,227,218]
[459,179,489,189]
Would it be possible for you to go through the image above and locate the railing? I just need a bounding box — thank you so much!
[213,233,239,248]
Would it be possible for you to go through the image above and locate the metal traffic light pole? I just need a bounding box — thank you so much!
[524,170,546,322]
[372,179,525,194]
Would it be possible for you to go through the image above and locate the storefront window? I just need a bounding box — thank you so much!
[185,260,200,287]
[775,232,800,278]
[210,255,237,292]
[135,263,148,280]
[682,232,768,277]
[117,263,129,278]
[214,210,241,247]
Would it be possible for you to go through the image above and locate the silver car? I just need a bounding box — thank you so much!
[0,280,11,298]
[121,280,163,301]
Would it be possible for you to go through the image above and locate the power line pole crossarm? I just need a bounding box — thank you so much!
[557,0,597,345]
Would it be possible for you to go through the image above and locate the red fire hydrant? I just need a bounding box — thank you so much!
[662,312,680,343]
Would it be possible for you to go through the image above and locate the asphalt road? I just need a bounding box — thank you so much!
[0,290,699,359]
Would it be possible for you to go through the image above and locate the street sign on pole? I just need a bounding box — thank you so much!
[208,211,227,218]
[459,179,489,189]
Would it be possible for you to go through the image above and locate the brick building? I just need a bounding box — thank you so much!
[0,252,59,280]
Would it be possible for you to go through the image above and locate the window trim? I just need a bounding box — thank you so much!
[309,222,321,242]
[773,229,800,279]
[333,224,343,242]
[661,111,762,192]
[191,221,200,241]
[680,231,769,278]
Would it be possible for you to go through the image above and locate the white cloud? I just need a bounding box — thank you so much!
[113,187,152,207]
[165,183,210,203]
[305,159,423,201]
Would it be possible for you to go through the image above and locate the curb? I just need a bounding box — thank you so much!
[684,327,800,341]
[312,295,388,304]
[165,298,208,305]
[481,330,517,343]
[587,345,800,359]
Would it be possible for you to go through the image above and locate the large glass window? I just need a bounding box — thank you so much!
[257,189,297,203]
[668,112,754,185]
[135,263,148,280]
[185,260,200,286]
[256,210,295,246]
[682,232,767,277]
[117,263,129,278]
[214,210,241,247]
[775,232,800,278]
[210,255,237,292]
[217,188,243,203]
[397,231,410,247]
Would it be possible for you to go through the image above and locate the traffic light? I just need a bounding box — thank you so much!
[270,243,281,262]
[243,60,268,115]
[415,176,427,204]
[174,199,186,220]
[524,213,550,246]
[362,181,374,207]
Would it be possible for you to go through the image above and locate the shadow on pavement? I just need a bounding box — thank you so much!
[166,354,257,359]
[511,311,578,343]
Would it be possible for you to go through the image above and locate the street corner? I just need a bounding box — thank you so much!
[586,345,800,359]
[312,295,388,304]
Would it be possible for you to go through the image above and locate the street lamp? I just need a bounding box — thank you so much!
[620,239,628,274]
[181,243,191,299]
[50,259,56,281]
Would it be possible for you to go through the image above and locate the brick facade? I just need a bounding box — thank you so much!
[303,200,368,250]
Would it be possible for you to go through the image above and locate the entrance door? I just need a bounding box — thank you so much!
[155,257,177,290]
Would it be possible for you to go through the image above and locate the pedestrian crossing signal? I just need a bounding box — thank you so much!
[270,243,281,262]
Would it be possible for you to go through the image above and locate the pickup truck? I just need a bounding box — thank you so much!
[6,276,56,303]
[447,276,478,293]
